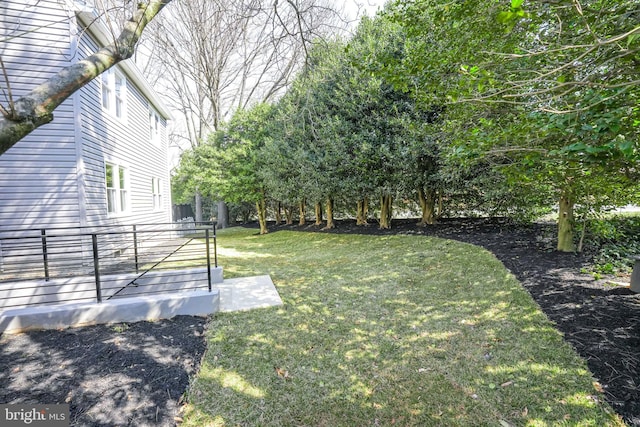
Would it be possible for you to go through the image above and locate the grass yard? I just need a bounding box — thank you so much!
[181,227,624,426]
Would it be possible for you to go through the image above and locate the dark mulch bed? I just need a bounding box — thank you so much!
[1,217,638,425]
[0,316,207,426]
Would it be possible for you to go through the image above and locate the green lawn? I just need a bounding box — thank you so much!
[181,227,624,426]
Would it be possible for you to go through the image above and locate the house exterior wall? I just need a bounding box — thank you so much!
[0,0,80,230]
[75,28,172,228]
[0,0,172,235]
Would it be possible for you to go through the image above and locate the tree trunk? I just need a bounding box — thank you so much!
[577,217,587,253]
[325,197,335,229]
[557,194,576,252]
[379,194,392,229]
[285,206,293,225]
[256,198,268,235]
[275,201,283,225]
[216,201,229,229]
[314,202,323,226]
[356,198,369,226]
[195,191,203,223]
[437,192,444,219]
[417,187,436,226]
[298,198,306,226]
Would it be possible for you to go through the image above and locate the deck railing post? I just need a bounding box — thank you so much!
[92,233,102,303]
[213,222,218,268]
[205,228,212,292]
[41,229,50,281]
[133,225,139,273]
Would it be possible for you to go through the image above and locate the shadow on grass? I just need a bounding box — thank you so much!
[184,228,623,426]
[284,217,640,425]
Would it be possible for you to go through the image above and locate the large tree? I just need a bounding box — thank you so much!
[177,104,275,234]
[473,0,640,114]
[382,0,639,251]
[0,0,171,154]
[152,0,347,225]
[458,0,640,250]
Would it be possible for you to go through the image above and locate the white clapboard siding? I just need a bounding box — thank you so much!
[76,28,171,228]
[0,0,78,231]
[0,0,73,97]
[1,0,172,239]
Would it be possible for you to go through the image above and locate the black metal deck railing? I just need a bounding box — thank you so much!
[0,221,218,309]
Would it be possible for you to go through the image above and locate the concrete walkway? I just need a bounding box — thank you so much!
[215,275,283,312]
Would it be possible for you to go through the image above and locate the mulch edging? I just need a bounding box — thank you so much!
[0,315,207,427]
[1,218,639,426]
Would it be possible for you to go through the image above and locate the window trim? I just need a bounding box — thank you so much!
[152,177,162,211]
[101,68,127,120]
[101,73,111,111]
[149,108,161,145]
[105,162,130,216]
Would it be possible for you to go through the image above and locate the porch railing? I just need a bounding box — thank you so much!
[0,221,217,309]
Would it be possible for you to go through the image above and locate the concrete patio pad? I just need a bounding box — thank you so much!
[0,289,220,334]
[215,275,283,312]
[0,274,282,334]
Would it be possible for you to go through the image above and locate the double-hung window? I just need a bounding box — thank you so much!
[105,163,129,214]
[114,73,125,118]
[101,69,126,119]
[152,177,162,211]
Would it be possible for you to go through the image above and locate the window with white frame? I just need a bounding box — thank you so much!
[152,177,162,211]
[101,68,126,119]
[105,163,129,214]
[101,72,111,110]
[115,73,125,117]
[149,108,161,144]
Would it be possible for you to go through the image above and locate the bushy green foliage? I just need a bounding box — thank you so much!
[227,202,256,224]
[170,0,640,245]
[581,215,640,274]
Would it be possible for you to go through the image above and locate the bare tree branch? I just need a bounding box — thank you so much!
[0,57,15,118]
[468,2,640,114]
[148,0,347,154]
[0,0,172,155]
